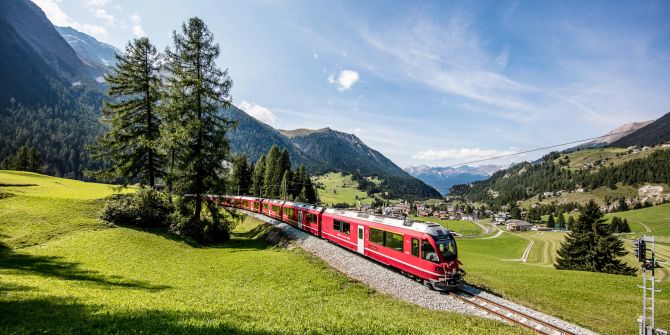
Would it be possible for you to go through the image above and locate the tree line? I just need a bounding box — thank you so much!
[450,149,670,209]
[230,145,318,203]
[94,17,235,243]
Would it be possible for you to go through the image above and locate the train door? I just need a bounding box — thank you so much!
[298,211,303,230]
[357,225,365,254]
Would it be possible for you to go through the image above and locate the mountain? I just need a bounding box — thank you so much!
[279,128,407,178]
[611,111,670,147]
[0,0,101,81]
[404,165,503,195]
[0,0,105,178]
[565,120,654,152]
[222,107,441,199]
[55,26,119,73]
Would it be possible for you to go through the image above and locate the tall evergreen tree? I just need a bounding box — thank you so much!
[302,172,317,204]
[280,170,290,200]
[547,213,555,228]
[250,154,266,196]
[90,37,164,187]
[231,155,252,195]
[263,145,281,197]
[164,17,234,240]
[557,210,566,229]
[567,215,576,230]
[555,200,635,275]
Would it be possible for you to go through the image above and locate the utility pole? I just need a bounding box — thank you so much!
[635,236,666,335]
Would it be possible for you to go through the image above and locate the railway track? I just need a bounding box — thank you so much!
[450,289,579,335]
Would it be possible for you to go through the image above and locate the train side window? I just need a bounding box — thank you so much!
[386,232,404,252]
[342,221,350,235]
[421,240,439,263]
[370,228,384,244]
[306,213,317,224]
[411,238,420,257]
[333,220,341,231]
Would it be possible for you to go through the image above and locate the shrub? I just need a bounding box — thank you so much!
[100,188,174,228]
[168,197,234,243]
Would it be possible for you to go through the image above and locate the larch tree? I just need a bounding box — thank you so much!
[90,37,164,187]
[555,200,635,275]
[263,145,281,197]
[164,17,234,241]
[231,154,252,195]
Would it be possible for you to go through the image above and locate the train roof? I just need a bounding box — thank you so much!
[323,208,451,236]
[283,201,324,211]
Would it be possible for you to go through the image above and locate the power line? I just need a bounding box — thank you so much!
[442,129,637,168]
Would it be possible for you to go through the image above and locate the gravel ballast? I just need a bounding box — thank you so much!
[241,209,599,335]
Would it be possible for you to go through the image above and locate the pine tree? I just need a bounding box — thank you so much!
[302,172,317,203]
[555,200,635,275]
[231,155,252,195]
[263,145,281,197]
[547,213,555,228]
[280,170,290,200]
[617,197,629,212]
[250,155,266,196]
[567,215,576,230]
[557,209,566,229]
[9,146,30,171]
[90,37,164,187]
[164,17,234,241]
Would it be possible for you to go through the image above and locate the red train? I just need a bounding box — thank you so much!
[217,195,465,290]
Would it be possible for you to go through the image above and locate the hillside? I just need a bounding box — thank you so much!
[611,111,670,147]
[0,170,518,334]
[565,120,654,151]
[223,106,441,200]
[450,147,670,206]
[0,0,106,179]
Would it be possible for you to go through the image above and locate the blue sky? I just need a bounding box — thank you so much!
[33,0,670,168]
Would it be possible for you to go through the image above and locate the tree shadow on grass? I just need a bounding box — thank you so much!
[0,241,170,291]
[0,296,278,335]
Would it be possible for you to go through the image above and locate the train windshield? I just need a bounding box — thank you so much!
[434,234,457,261]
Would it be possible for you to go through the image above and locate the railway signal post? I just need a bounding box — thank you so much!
[635,236,666,335]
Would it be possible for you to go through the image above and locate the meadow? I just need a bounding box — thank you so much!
[409,216,484,236]
[312,172,376,206]
[0,171,524,334]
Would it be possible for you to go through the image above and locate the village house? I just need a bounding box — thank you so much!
[506,219,533,231]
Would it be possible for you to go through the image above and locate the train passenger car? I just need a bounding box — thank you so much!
[238,196,263,213]
[281,202,324,236]
[321,208,463,290]
[220,195,234,207]
[264,199,285,220]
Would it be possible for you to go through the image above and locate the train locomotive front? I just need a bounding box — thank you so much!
[424,230,465,290]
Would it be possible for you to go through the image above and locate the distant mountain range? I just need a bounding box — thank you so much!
[222,107,441,199]
[404,164,504,195]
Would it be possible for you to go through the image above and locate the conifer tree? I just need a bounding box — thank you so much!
[567,215,576,230]
[302,172,317,203]
[557,210,566,229]
[231,155,252,195]
[164,17,234,241]
[555,200,635,275]
[90,37,164,187]
[547,213,555,228]
[250,155,266,196]
[280,170,290,200]
[263,145,281,197]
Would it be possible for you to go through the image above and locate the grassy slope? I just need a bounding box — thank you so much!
[313,172,375,206]
[0,171,524,335]
[459,231,669,334]
[408,216,483,237]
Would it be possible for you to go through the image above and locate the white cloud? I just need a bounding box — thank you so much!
[348,127,366,135]
[130,13,146,37]
[31,0,109,38]
[239,101,279,126]
[94,8,115,26]
[328,69,360,91]
[85,0,111,7]
[412,148,517,162]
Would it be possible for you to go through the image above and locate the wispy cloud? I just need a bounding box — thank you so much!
[239,101,279,126]
[32,0,109,38]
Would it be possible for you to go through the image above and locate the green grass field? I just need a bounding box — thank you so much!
[459,231,669,334]
[312,172,376,206]
[0,171,525,334]
[408,216,484,237]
